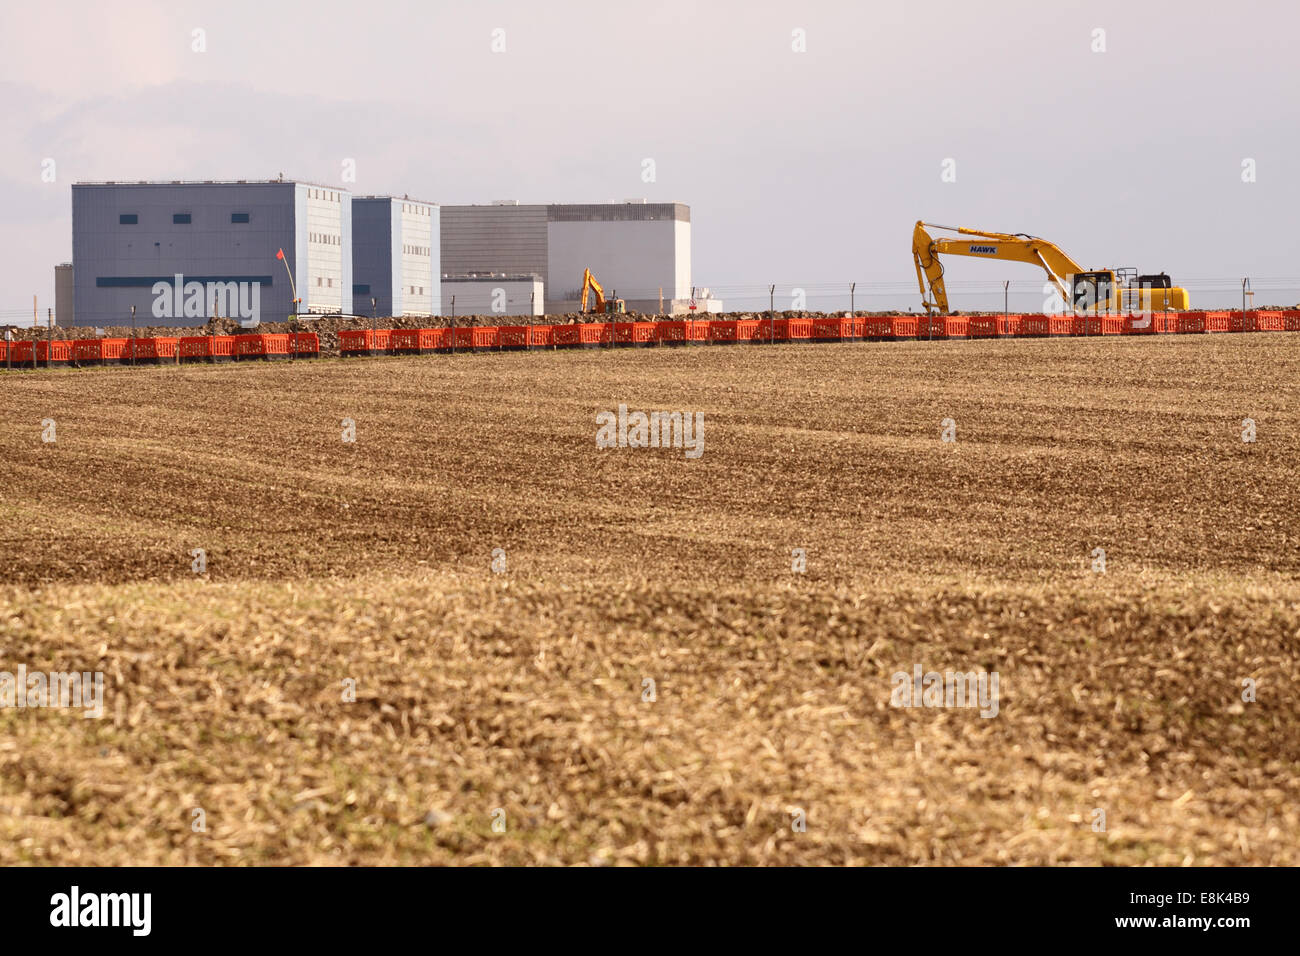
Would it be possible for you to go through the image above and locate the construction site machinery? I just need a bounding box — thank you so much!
[912,221,1190,314]
[580,268,626,314]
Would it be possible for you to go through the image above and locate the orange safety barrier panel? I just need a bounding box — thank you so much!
[1075,315,1124,336]
[34,340,73,364]
[1020,314,1073,337]
[768,318,812,341]
[552,324,581,347]
[10,341,35,366]
[497,326,531,349]
[736,319,764,342]
[611,321,656,346]
[70,337,130,363]
[918,315,970,338]
[1282,310,1300,331]
[235,333,291,358]
[969,315,1023,338]
[855,316,918,339]
[1121,313,1179,334]
[577,322,611,346]
[340,329,392,355]
[290,331,320,355]
[124,337,179,362]
[447,327,475,350]
[1203,311,1231,333]
[656,320,688,345]
[529,325,554,348]
[811,317,855,341]
[178,335,236,361]
[708,320,738,343]
[1248,310,1284,332]
[1175,312,1207,334]
[472,326,499,350]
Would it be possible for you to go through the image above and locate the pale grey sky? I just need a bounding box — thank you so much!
[2,0,1297,318]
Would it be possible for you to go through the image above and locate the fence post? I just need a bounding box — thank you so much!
[769,284,775,344]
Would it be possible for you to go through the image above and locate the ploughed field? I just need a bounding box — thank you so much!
[1,335,1298,865]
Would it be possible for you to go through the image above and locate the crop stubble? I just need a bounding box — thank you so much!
[1,335,1297,864]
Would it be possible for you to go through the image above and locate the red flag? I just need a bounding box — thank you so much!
[276,248,285,260]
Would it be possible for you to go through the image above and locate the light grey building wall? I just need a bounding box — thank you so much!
[352,197,439,317]
[55,262,74,326]
[70,180,352,328]
[440,200,690,315]
[443,275,543,317]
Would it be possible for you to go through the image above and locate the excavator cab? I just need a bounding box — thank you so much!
[1070,271,1116,312]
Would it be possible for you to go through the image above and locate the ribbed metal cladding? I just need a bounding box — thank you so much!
[440,205,548,280]
[546,203,688,222]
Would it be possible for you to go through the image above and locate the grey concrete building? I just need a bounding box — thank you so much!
[351,197,440,318]
[55,262,74,326]
[440,200,700,315]
[71,180,352,328]
[442,274,544,317]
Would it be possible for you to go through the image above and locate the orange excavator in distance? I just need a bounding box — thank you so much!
[580,268,625,314]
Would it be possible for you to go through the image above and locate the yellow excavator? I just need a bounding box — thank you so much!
[912,221,1189,313]
[580,268,625,314]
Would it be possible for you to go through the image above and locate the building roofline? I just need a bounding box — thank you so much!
[355,194,440,206]
[72,178,352,192]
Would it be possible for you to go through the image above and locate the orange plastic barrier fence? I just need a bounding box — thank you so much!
[235,333,291,358]
[1018,314,1072,337]
[769,318,812,341]
[610,321,656,346]
[1283,310,1300,332]
[34,340,73,364]
[497,326,531,349]
[969,315,1023,337]
[124,337,179,362]
[387,329,444,351]
[855,316,917,339]
[290,332,320,355]
[177,335,235,360]
[708,320,739,343]
[339,329,392,354]
[1247,310,1283,332]
[578,322,611,346]
[811,317,855,341]
[70,338,129,363]
[918,315,970,338]
[1203,311,1232,333]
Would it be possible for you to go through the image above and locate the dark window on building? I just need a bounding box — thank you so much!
[231,212,250,223]
[353,284,371,295]
[119,213,138,224]
[173,213,192,224]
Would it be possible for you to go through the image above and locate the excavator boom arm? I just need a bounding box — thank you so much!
[580,268,606,313]
[913,221,1085,312]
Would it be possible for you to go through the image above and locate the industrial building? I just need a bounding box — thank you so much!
[70,180,352,328]
[442,274,544,317]
[351,197,440,318]
[440,201,717,315]
[54,262,74,326]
